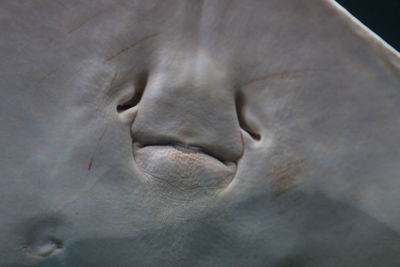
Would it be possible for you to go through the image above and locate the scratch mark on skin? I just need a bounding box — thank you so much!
[87,126,108,171]
[87,156,94,171]
[274,159,305,177]
[109,72,118,88]
[273,183,300,200]
[38,70,57,83]
[242,69,320,87]
[271,159,305,200]
[54,126,110,211]
[105,33,159,62]
[67,9,108,34]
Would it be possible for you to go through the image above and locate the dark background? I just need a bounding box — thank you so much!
[336,0,399,51]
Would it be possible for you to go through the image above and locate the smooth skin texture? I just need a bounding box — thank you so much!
[1,0,399,266]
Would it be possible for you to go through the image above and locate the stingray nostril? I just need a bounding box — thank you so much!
[116,71,148,113]
[235,90,262,141]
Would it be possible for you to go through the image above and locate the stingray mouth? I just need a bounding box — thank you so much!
[132,143,236,191]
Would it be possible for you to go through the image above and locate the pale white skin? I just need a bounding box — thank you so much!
[1,0,400,266]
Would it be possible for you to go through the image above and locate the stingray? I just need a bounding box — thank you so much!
[1,0,399,266]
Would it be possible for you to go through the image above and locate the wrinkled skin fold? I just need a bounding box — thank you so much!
[1,0,400,266]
